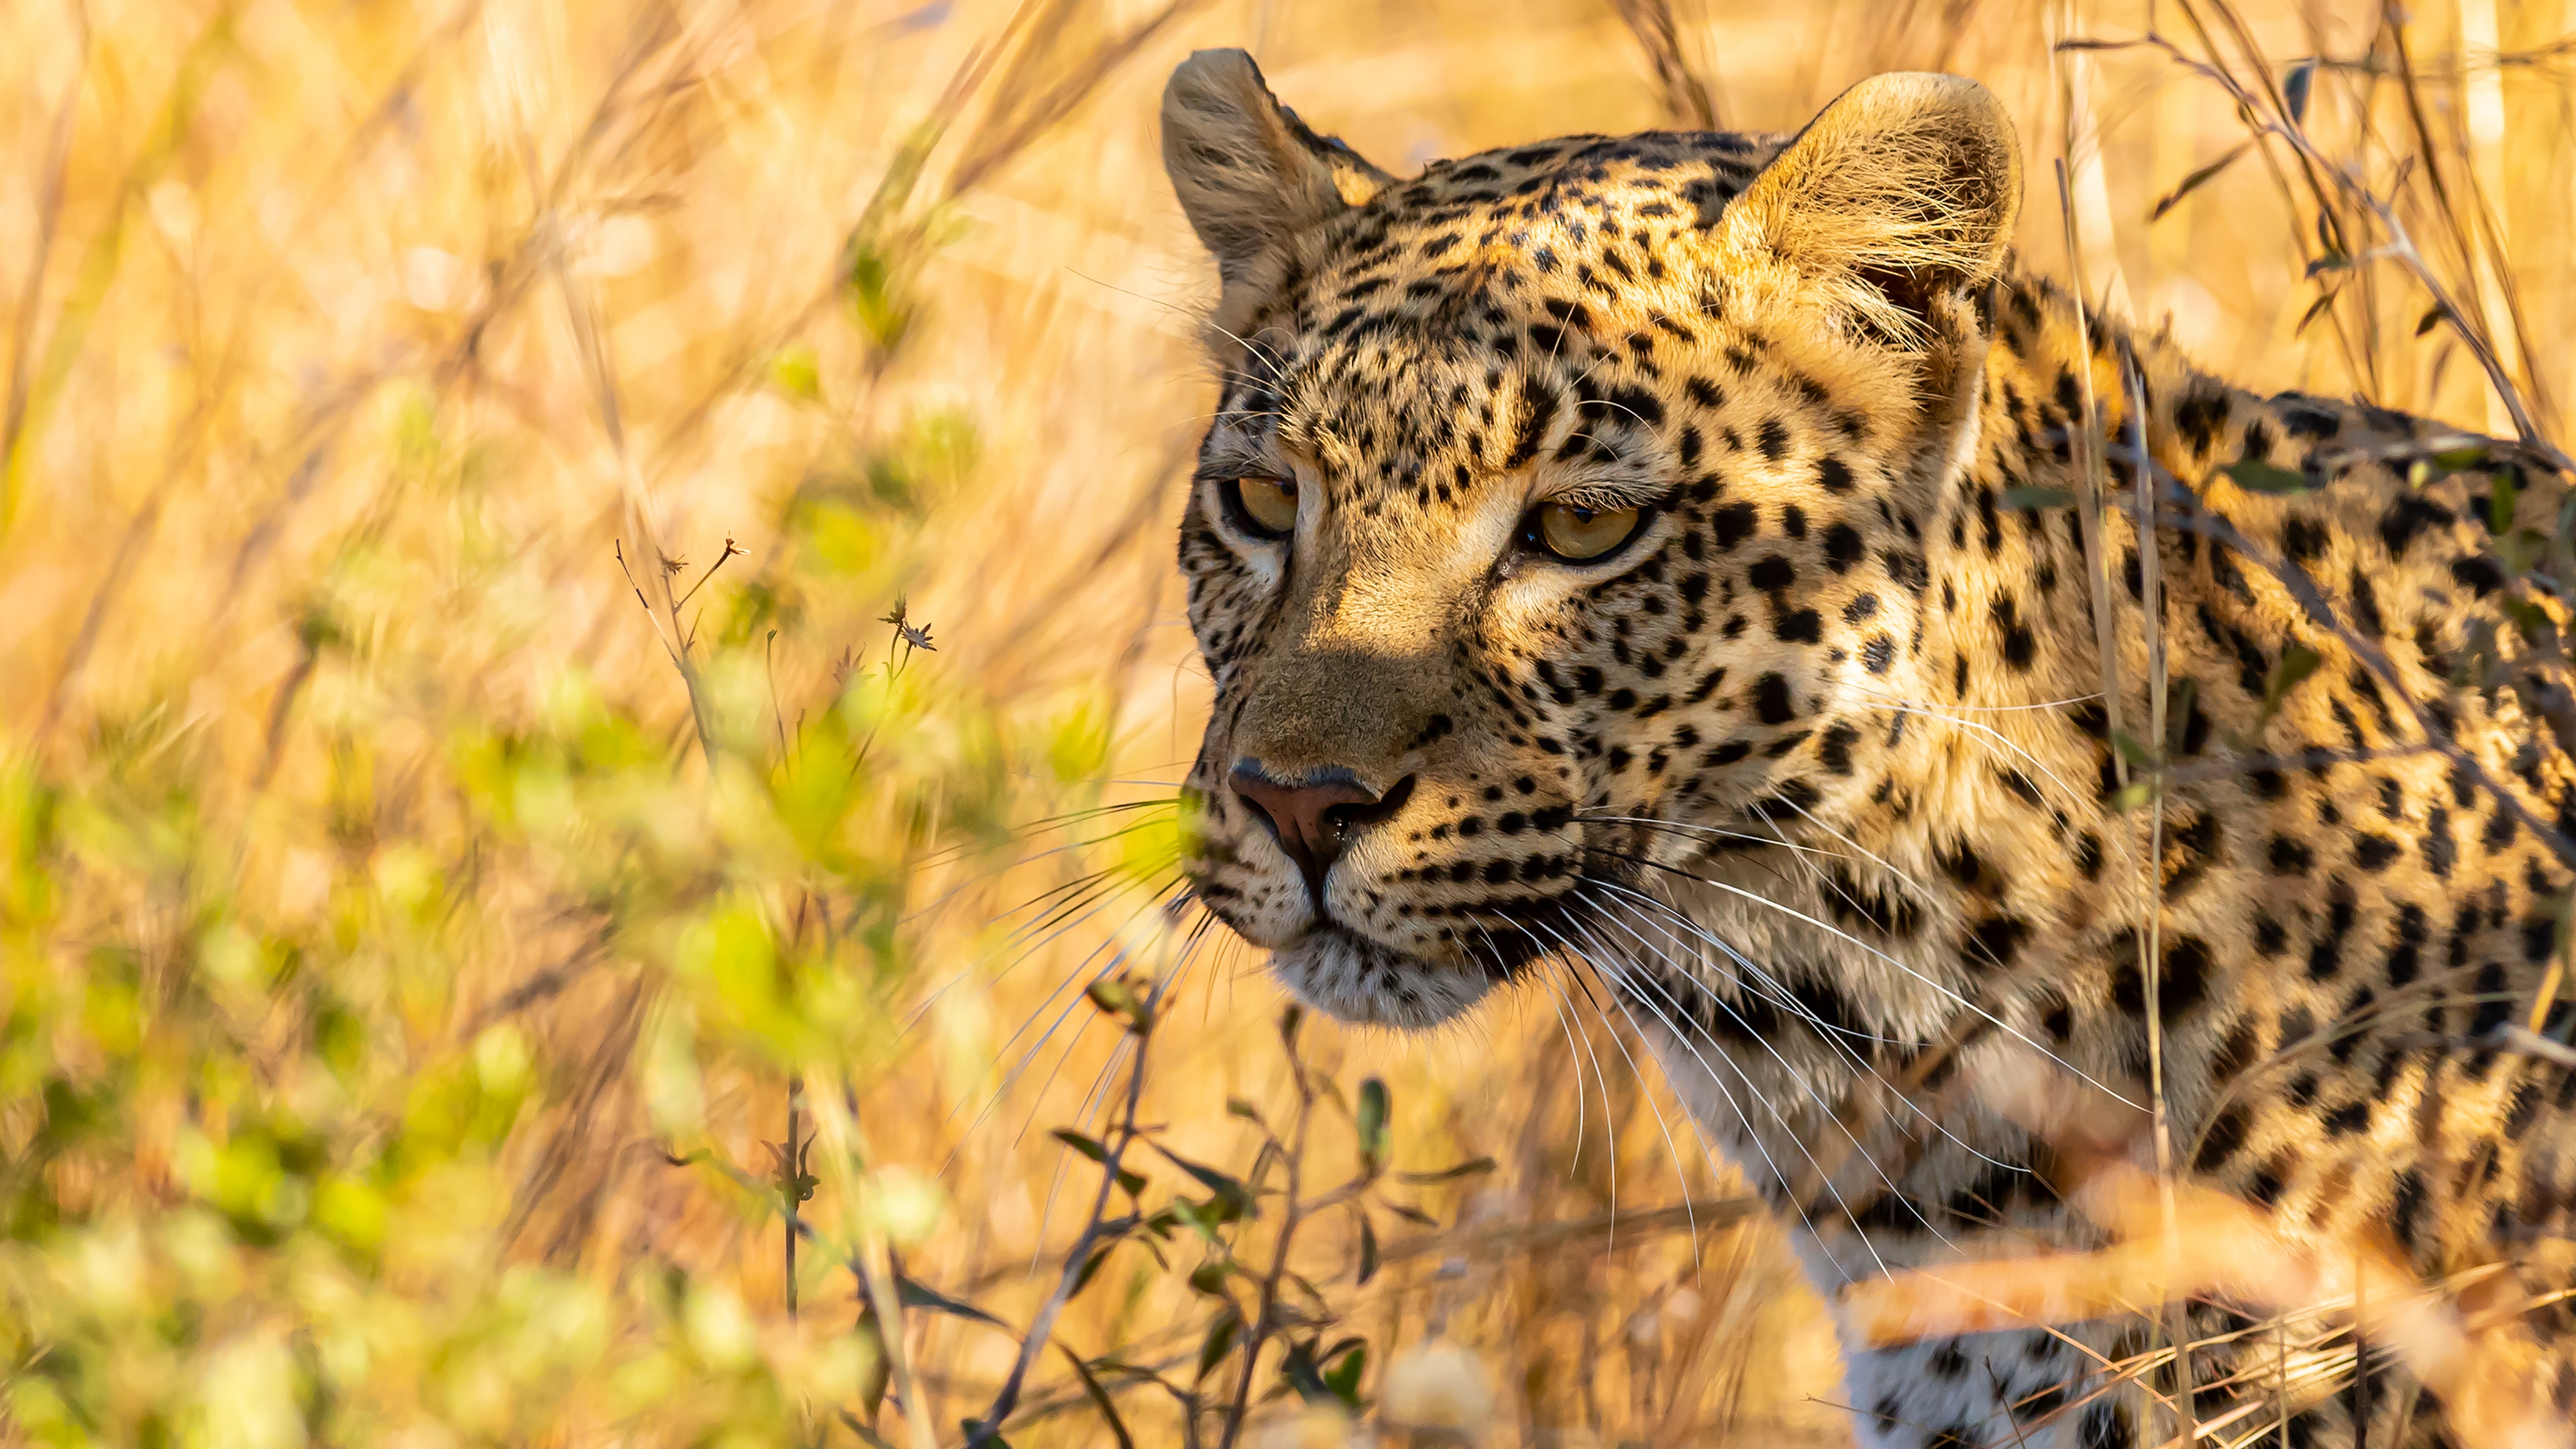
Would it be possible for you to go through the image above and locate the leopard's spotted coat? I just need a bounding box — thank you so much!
[1162,51,2576,1448]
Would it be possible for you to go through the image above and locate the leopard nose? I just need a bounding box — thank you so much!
[1228,760,1415,908]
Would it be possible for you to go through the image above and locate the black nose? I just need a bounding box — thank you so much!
[1229,761,1415,908]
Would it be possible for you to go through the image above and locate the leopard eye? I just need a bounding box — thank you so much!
[1528,501,1645,562]
[1225,476,1299,539]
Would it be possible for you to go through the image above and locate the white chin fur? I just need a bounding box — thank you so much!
[1267,930,1492,1029]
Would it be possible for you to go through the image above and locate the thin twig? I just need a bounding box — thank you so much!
[2125,352,2193,1449]
[0,0,91,532]
[975,974,1171,1442]
[1217,1023,1314,1449]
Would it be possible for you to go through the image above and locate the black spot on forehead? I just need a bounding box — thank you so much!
[1290,131,1778,322]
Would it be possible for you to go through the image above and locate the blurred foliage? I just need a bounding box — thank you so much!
[16,0,2565,1442]
[0,191,1024,1449]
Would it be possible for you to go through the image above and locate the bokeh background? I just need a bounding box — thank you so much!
[2,0,2570,1444]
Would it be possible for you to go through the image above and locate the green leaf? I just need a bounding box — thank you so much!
[1381,1199,1439,1226]
[896,1271,1009,1329]
[2502,530,2548,580]
[2109,730,2158,767]
[2001,486,2077,511]
[1281,1341,1332,1403]
[2416,305,2445,337]
[2490,466,2522,535]
[2107,781,2156,813]
[2261,643,2324,720]
[1355,1077,1390,1170]
[1069,1244,1115,1299]
[1322,1342,1369,1409]
[1356,1210,1381,1285]
[1051,1129,1144,1195]
[1187,1261,1231,1297]
[1397,1157,1497,1185]
[1056,1346,1137,1449]
[767,344,821,403]
[2304,250,2351,279]
[2221,458,2310,495]
[1152,1143,1255,1218]
[1083,975,1152,1033]
[1169,1197,1224,1247]
[1195,1306,1242,1381]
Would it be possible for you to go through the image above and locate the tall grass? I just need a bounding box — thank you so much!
[4,0,2575,1444]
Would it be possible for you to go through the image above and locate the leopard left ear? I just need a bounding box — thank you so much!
[1723,72,2023,346]
[1162,50,1393,289]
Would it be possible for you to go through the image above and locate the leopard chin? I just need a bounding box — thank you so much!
[1263,925,1501,1030]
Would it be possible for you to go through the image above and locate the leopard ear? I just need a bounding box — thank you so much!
[1723,72,2022,345]
[1162,49,1391,286]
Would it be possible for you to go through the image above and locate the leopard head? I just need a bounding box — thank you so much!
[1162,50,2023,1027]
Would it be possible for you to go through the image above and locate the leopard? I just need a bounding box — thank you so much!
[1159,48,2576,1449]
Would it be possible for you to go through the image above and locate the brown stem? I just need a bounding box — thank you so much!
[975,976,1168,1442]
[1217,1037,1314,1449]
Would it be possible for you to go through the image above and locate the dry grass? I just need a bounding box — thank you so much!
[7,0,2576,1444]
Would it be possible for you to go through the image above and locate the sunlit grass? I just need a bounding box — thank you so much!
[5,0,2574,1444]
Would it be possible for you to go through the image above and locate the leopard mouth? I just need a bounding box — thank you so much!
[1259,896,1591,1030]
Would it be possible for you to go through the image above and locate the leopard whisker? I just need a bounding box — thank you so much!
[966,877,1197,1138]
[1847,686,2106,714]
[1844,695,2103,818]
[1564,853,1915,1054]
[1591,883,1961,1173]
[1574,842,2105,1122]
[1548,902,1904,1281]
[1548,943,1629,1206]
[1574,839,2145,1109]
[1586,967,1854,1273]
[1558,890,1957,1260]
[1572,810,1856,860]
[1584,875,2038,1177]
[1758,790,1942,912]
[1554,912,1742,1239]
[905,863,1183,1044]
[945,894,1212,1192]
[1020,937,1212,1278]
[1540,911,1762,1254]
[1540,973,1595,1174]
[901,799,1181,928]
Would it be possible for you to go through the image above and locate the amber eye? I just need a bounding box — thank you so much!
[1528,501,1646,561]
[1226,476,1299,538]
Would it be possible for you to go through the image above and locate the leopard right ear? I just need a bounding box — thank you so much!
[1162,50,1391,288]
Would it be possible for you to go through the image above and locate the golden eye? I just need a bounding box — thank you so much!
[1532,501,1644,561]
[1230,476,1299,537]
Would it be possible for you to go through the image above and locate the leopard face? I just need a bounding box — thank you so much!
[1158,46,2576,1449]
[1162,52,2018,1028]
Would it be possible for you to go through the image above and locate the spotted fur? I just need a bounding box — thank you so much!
[1163,50,2576,1448]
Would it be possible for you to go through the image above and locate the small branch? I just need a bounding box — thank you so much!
[1216,1016,1316,1449]
[1609,0,1721,129]
[784,1074,802,1322]
[973,975,1169,1443]
[561,258,716,758]
[676,536,743,611]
